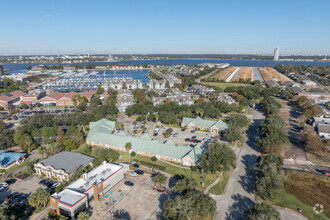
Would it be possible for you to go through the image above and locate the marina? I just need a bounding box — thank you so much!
[42,70,148,91]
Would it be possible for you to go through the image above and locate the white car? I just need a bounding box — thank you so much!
[129,172,138,177]
[0,182,8,188]
[51,182,61,188]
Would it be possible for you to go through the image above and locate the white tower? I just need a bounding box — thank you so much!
[274,47,280,61]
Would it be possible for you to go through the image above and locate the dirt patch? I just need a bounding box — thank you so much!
[258,67,293,82]
[212,66,238,81]
[231,67,253,82]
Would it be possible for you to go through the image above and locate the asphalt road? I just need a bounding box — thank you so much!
[213,108,264,220]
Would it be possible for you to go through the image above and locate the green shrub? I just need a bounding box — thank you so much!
[190,166,198,172]
[137,160,166,171]
[151,156,157,161]
[130,151,136,157]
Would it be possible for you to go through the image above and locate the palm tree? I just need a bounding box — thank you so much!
[78,211,89,220]
[23,133,33,153]
[125,142,132,163]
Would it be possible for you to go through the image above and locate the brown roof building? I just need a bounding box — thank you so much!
[0,91,26,109]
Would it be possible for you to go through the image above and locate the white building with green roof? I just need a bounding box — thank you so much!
[181,116,228,133]
[86,118,205,166]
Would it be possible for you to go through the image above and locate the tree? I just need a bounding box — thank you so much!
[56,126,65,145]
[255,154,284,200]
[77,101,87,111]
[20,133,34,153]
[125,142,132,163]
[78,211,89,220]
[247,202,280,220]
[153,173,167,187]
[28,188,50,208]
[0,203,22,220]
[200,142,236,174]
[96,85,104,94]
[0,120,5,131]
[302,130,327,156]
[63,139,78,151]
[224,126,242,142]
[92,148,120,167]
[173,177,196,194]
[14,129,24,145]
[163,189,216,220]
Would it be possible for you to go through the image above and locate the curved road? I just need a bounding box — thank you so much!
[213,108,264,220]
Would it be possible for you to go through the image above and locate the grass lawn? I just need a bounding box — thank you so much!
[284,170,329,218]
[271,189,329,220]
[209,168,232,195]
[201,82,252,89]
[306,153,330,166]
[118,152,218,190]
[6,158,33,173]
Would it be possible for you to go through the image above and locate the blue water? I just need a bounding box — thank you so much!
[253,68,262,82]
[96,70,149,83]
[3,58,330,74]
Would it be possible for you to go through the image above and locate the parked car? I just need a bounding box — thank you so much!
[189,139,194,142]
[154,128,160,133]
[124,181,134,186]
[6,192,20,201]
[191,136,197,139]
[133,163,140,168]
[39,179,47,185]
[185,138,190,142]
[173,133,178,137]
[203,138,208,142]
[191,130,196,133]
[5,179,17,185]
[51,182,61,188]
[0,186,4,191]
[135,170,144,175]
[13,195,27,204]
[181,128,185,132]
[129,172,138,177]
[153,132,158,136]
[143,131,149,134]
[0,182,9,188]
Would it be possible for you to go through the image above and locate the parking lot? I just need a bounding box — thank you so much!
[91,172,167,220]
[118,114,218,146]
[0,174,61,207]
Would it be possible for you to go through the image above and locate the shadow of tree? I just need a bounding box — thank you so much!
[238,154,258,194]
[225,194,254,220]
[113,209,131,220]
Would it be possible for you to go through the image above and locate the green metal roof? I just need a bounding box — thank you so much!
[87,119,203,162]
[181,117,228,130]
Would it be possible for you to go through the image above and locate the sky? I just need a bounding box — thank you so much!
[0,0,329,55]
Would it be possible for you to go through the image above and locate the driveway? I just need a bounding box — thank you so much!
[213,108,264,220]
[282,102,308,164]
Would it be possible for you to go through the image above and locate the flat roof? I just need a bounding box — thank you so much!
[66,162,124,193]
[54,189,87,207]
